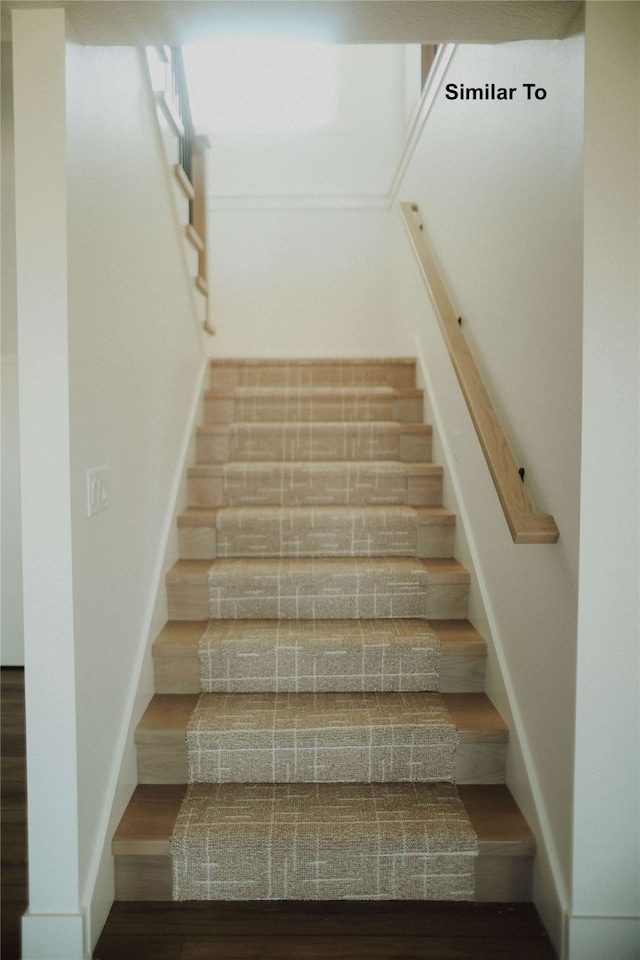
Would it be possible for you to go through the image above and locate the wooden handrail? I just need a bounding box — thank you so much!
[147,46,214,335]
[400,202,559,545]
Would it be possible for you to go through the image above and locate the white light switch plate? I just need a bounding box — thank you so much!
[87,466,109,517]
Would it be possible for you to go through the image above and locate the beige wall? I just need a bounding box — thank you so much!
[391,28,584,953]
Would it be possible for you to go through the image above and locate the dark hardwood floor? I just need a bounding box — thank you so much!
[1,668,28,960]
[1,668,557,960]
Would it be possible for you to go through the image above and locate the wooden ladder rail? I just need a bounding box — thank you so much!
[399,202,559,545]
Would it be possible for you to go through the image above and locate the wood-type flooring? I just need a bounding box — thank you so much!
[1,668,558,960]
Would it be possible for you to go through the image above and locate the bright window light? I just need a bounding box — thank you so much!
[183,37,339,138]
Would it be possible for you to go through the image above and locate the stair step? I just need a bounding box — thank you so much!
[135,692,507,786]
[203,386,423,425]
[152,619,487,695]
[113,783,534,902]
[175,782,477,901]
[188,461,443,508]
[209,358,417,391]
[196,422,432,465]
[166,558,470,622]
[177,505,456,561]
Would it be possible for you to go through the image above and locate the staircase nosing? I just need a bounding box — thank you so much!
[177,504,457,523]
[112,783,535,857]
[152,619,487,658]
[135,691,508,745]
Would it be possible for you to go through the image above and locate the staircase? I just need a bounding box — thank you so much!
[113,357,535,903]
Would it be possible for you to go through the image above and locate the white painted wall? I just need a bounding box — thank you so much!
[12,13,84,957]
[13,12,205,955]
[202,45,407,200]
[208,206,413,359]
[202,45,416,361]
[1,40,24,666]
[65,40,205,951]
[391,29,584,953]
[569,5,639,958]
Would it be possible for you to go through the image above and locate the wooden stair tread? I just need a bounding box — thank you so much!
[177,505,457,526]
[208,361,419,395]
[113,783,533,856]
[166,558,469,622]
[204,386,423,399]
[152,619,486,659]
[209,358,417,367]
[430,619,488,655]
[166,557,469,579]
[152,619,487,696]
[197,421,432,434]
[135,692,506,745]
[186,461,444,510]
[187,460,443,475]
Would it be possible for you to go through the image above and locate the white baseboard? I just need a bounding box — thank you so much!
[565,915,640,960]
[22,911,87,960]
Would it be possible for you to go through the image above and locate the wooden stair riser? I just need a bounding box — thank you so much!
[209,359,418,392]
[196,423,432,465]
[134,692,507,787]
[203,390,423,425]
[152,620,487,696]
[166,560,470,622]
[187,463,443,509]
[112,784,534,903]
[177,506,456,561]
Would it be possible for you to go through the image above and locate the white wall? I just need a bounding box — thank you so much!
[1,40,24,666]
[13,12,205,955]
[13,12,84,957]
[569,5,639,958]
[203,44,416,361]
[202,45,407,200]
[66,40,206,950]
[391,29,584,953]
[208,206,414,358]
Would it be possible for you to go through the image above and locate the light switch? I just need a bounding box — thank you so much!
[87,466,109,517]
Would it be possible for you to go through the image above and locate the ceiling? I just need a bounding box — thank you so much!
[2,1,583,45]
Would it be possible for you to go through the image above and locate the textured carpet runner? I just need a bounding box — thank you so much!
[189,460,441,508]
[207,557,433,620]
[169,359,478,901]
[213,505,430,558]
[197,620,442,693]
[170,782,478,901]
[229,385,396,422]
[186,691,458,784]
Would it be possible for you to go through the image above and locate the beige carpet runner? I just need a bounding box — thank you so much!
[186,691,458,784]
[169,359,478,901]
[197,619,442,693]
[191,460,438,508]
[171,782,478,901]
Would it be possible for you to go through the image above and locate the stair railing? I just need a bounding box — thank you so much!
[147,45,212,332]
[400,201,559,545]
